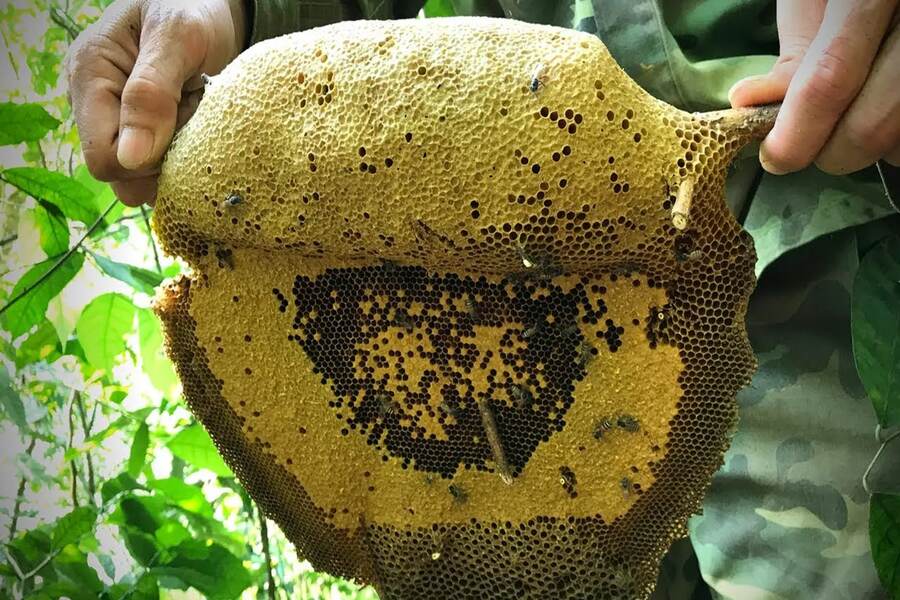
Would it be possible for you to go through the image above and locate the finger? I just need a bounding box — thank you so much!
[111,177,159,207]
[886,146,900,166]
[66,1,141,181]
[116,5,208,171]
[817,23,900,174]
[760,0,899,175]
[729,0,827,108]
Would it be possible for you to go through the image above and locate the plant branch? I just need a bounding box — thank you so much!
[49,5,82,41]
[0,200,116,317]
[8,437,37,541]
[34,139,48,170]
[73,391,96,504]
[67,390,79,508]
[140,206,162,274]
[258,503,277,600]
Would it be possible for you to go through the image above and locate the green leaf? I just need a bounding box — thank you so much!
[0,364,27,431]
[52,507,98,550]
[73,165,124,226]
[0,102,59,145]
[132,572,160,600]
[121,530,160,568]
[423,0,455,16]
[1,253,84,338]
[852,235,900,428]
[118,495,164,535]
[166,424,233,478]
[101,472,145,504]
[137,309,179,398]
[92,254,163,295]
[33,202,69,256]
[15,319,63,369]
[870,493,900,598]
[75,293,136,375]
[2,167,99,225]
[53,544,104,595]
[128,422,150,477]
[154,522,191,549]
[153,540,253,600]
[146,478,212,518]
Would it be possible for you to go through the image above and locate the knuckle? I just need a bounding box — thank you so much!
[800,43,859,107]
[82,146,121,181]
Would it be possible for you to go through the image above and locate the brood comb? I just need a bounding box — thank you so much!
[153,17,776,599]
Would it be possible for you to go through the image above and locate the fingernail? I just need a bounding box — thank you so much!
[759,143,786,175]
[117,127,154,170]
[728,75,766,106]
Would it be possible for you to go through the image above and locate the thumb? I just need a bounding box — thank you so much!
[729,0,827,108]
[117,11,207,170]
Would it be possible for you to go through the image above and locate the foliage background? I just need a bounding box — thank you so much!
[0,1,897,599]
[0,1,377,598]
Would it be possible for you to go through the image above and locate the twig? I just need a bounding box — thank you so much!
[258,503,277,600]
[49,5,82,41]
[8,437,37,541]
[0,200,116,317]
[68,393,79,508]
[74,391,96,503]
[34,139,48,170]
[140,206,162,274]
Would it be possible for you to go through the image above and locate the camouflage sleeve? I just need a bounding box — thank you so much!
[247,0,439,44]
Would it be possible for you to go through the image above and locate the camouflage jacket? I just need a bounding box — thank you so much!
[247,1,900,598]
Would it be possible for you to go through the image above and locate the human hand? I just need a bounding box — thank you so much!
[66,0,247,206]
[728,0,899,175]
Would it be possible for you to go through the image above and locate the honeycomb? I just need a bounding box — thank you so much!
[152,17,777,599]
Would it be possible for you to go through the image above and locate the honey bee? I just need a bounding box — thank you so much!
[529,63,546,94]
[448,484,468,504]
[522,322,543,339]
[439,400,461,419]
[575,340,595,366]
[616,414,640,433]
[215,247,234,270]
[559,466,576,488]
[620,477,632,498]
[394,308,414,332]
[465,296,480,318]
[430,532,443,561]
[509,383,533,409]
[516,239,540,269]
[375,392,397,416]
[593,417,613,440]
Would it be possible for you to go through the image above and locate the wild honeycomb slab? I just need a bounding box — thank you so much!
[154,17,773,599]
